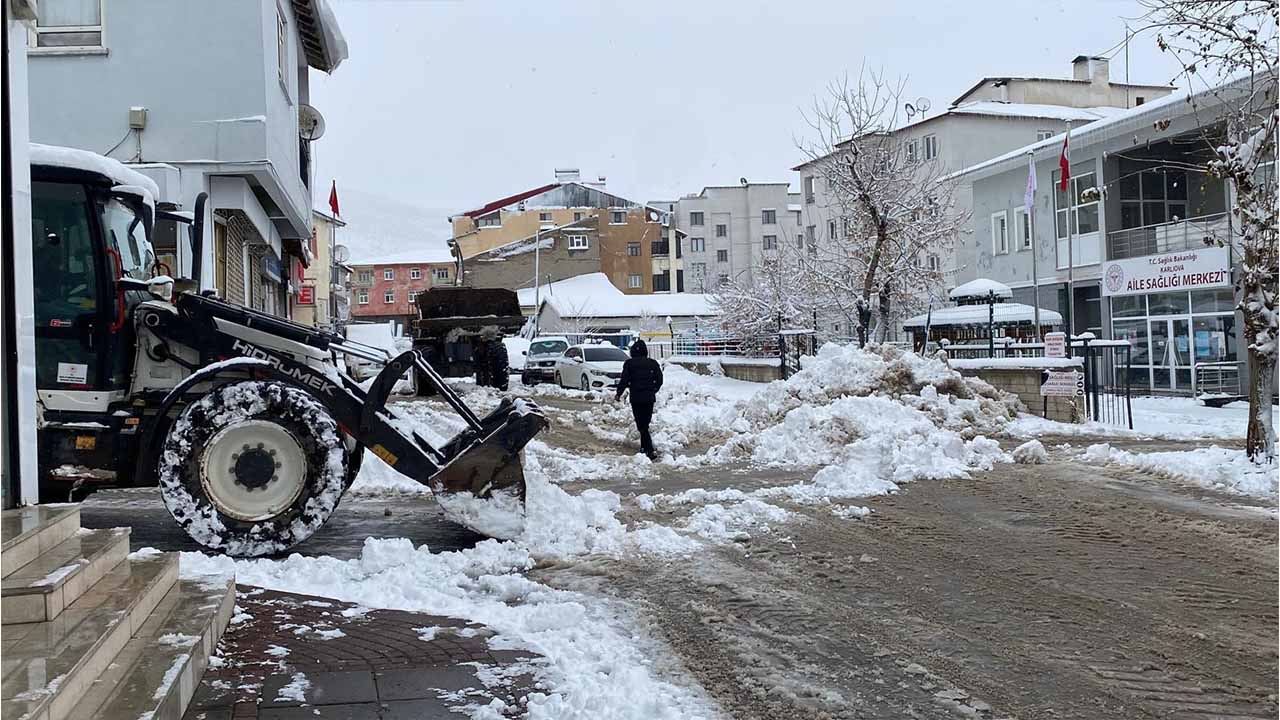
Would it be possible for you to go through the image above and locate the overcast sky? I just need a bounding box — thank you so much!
[310,0,1186,253]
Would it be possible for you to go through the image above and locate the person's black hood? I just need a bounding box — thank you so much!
[630,340,648,358]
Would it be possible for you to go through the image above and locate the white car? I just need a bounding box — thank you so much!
[554,344,629,391]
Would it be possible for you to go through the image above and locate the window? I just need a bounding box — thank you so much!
[1016,207,1031,250]
[383,291,394,304]
[628,274,643,289]
[478,212,501,228]
[1118,166,1187,230]
[803,176,816,203]
[794,210,803,226]
[357,290,369,304]
[842,217,852,236]
[407,291,419,303]
[34,0,103,48]
[357,270,373,284]
[763,235,777,251]
[539,212,552,222]
[762,209,776,225]
[905,139,919,163]
[410,267,422,280]
[827,220,836,239]
[627,242,641,256]
[716,249,729,263]
[573,211,584,222]
[689,211,704,226]
[383,268,394,281]
[567,235,589,250]
[923,134,938,160]
[991,211,1009,255]
[1135,96,1145,106]
[1053,162,1100,239]
[433,267,449,280]
[1037,130,1054,142]
[611,210,626,224]
[276,8,288,89]
[927,254,940,271]
[715,224,727,238]
[690,237,705,253]
[652,273,671,292]
[804,225,815,246]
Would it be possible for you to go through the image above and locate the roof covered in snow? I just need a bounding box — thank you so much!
[31,143,161,203]
[943,101,1126,123]
[903,302,1062,329]
[949,278,1013,300]
[351,246,455,266]
[523,273,718,319]
[291,0,348,72]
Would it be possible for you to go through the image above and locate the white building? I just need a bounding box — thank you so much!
[523,273,717,338]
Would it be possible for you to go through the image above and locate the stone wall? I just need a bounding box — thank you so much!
[955,367,1084,423]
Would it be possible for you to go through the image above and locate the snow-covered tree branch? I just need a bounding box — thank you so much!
[795,66,968,347]
[1141,0,1278,462]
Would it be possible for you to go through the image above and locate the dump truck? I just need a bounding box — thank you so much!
[411,286,526,393]
[30,143,545,556]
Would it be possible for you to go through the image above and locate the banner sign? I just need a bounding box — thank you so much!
[1041,370,1084,397]
[298,285,315,305]
[1044,332,1067,358]
[1101,246,1231,297]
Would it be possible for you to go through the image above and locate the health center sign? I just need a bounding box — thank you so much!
[1102,246,1231,297]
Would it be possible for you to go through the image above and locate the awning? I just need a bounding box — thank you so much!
[903,302,1062,329]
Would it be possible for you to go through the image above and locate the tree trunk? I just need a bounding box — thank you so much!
[875,280,893,344]
[1244,349,1276,461]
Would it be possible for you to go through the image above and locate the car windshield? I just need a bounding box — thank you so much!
[583,347,628,362]
[530,340,568,356]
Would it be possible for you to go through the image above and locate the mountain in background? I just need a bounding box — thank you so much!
[321,186,455,264]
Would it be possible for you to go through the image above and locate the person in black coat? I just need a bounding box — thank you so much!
[615,340,663,459]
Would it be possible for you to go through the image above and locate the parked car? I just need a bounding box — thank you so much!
[554,344,629,391]
[520,336,570,385]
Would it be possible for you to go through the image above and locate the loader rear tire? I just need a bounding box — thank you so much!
[487,340,509,391]
[157,381,348,557]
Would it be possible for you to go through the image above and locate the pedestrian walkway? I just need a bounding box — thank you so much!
[185,587,541,719]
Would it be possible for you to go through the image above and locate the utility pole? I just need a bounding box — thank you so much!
[1028,151,1042,342]
[1064,121,1075,338]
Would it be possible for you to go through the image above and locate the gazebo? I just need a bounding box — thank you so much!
[904,279,1062,350]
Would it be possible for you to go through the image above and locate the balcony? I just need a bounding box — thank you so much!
[1107,213,1234,261]
[651,240,670,257]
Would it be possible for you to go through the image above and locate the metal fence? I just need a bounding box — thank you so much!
[669,329,816,378]
[1194,361,1245,406]
[1073,337,1133,429]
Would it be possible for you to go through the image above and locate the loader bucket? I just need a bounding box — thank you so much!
[430,398,547,540]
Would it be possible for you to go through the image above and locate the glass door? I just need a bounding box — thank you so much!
[1148,318,1192,391]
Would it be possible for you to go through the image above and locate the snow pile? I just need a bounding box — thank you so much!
[1079,443,1278,499]
[1012,440,1048,464]
[682,499,793,543]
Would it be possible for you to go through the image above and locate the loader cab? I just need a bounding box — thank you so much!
[31,166,156,398]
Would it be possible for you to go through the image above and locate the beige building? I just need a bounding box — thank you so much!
[293,210,345,329]
[454,170,686,294]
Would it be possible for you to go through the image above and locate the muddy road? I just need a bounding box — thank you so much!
[535,395,1279,720]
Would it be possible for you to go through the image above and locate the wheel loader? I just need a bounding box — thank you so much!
[29,144,546,556]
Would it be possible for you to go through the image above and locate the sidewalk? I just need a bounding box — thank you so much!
[185,586,541,720]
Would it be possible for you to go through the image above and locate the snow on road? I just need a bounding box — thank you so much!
[1080,442,1278,500]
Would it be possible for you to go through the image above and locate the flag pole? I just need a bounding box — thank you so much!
[1064,122,1074,339]
[1027,151,1041,342]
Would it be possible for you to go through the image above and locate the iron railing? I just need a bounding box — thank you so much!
[1107,212,1232,260]
[1194,360,1245,404]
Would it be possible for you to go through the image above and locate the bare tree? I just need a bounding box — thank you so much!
[796,67,967,347]
[1141,0,1278,461]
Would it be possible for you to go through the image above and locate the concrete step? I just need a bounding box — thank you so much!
[0,551,179,720]
[67,575,236,720]
[1,505,82,578]
[2,528,130,625]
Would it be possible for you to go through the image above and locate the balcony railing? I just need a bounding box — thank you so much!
[1107,212,1233,260]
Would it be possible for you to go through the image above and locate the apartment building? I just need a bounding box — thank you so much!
[957,73,1276,395]
[455,170,684,294]
[654,182,801,293]
[27,0,347,318]
[794,56,1174,308]
[293,209,349,330]
[348,250,456,328]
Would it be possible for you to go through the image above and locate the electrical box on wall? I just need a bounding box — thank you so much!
[129,106,148,130]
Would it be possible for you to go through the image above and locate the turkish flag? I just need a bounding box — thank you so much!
[328,180,340,217]
[1058,133,1070,192]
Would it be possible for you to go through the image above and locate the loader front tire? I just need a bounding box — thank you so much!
[157,381,348,557]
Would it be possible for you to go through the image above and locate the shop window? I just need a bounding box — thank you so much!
[1191,288,1236,314]
[1112,320,1150,365]
[1110,295,1146,318]
[1192,316,1237,363]
[1147,291,1189,316]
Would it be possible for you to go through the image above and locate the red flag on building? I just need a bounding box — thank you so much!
[328,180,341,217]
[1058,133,1070,192]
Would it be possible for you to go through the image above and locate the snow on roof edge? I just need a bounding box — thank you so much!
[31,143,161,201]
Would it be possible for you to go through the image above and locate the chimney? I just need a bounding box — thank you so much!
[1072,55,1109,85]
[585,175,607,191]
[554,168,580,183]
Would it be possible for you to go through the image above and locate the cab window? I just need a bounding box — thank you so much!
[100,197,150,280]
[32,181,97,328]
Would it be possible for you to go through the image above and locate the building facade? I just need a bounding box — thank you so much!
[957,75,1276,395]
[26,0,347,318]
[792,56,1174,330]
[453,170,682,294]
[655,182,801,293]
[348,257,457,329]
[293,210,346,329]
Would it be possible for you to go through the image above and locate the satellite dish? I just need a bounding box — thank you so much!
[740,177,748,186]
[299,104,326,141]
[333,244,350,263]
[905,103,917,120]
[917,97,932,114]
